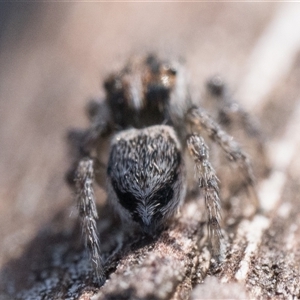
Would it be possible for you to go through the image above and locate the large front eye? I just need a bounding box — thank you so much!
[146,83,169,104]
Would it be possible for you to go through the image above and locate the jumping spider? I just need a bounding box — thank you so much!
[67,54,261,282]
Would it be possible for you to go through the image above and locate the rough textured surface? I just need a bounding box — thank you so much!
[1,3,300,300]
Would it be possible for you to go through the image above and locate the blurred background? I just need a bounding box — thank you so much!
[1,2,300,298]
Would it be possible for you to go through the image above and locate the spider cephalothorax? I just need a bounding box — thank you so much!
[103,54,179,128]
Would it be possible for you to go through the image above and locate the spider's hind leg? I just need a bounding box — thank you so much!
[187,133,223,259]
[75,157,105,282]
[205,76,270,180]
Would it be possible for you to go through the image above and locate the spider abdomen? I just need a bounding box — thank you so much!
[107,125,186,235]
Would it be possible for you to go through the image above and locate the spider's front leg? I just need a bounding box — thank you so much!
[75,157,105,282]
[66,100,111,187]
[186,106,259,212]
[187,134,223,259]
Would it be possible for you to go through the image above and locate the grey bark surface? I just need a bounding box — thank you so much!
[0,3,300,300]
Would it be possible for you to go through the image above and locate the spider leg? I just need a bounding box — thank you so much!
[66,100,111,187]
[186,106,259,211]
[75,157,105,282]
[206,77,262,136]
[206,76,270,178]
[84,100,112,147]
[187,133,222,259]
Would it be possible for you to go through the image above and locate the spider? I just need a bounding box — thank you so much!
[66,54,261,282]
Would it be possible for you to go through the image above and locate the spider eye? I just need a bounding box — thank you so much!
[146,83,169,103]
[206,76,225,97]
[168,67,177,76]
[146,54,160,74]
[163,64,177,76]
[105,76,127,107]
[104,76,123,94]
